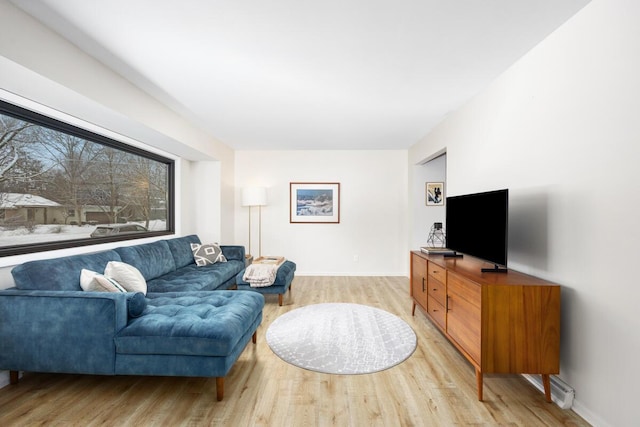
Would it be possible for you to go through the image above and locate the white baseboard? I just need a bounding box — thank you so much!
[571,398,613,427]
[522,374,574,409]
[295,272,408,277]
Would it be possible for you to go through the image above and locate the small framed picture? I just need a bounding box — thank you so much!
[426,182,444,206]
[290,182,340,223]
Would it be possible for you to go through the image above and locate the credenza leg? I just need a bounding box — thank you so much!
[542,374,552,403]
[476,368,483,401]
[411,302,416,316]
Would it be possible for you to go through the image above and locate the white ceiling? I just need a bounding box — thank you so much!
[12,0,589,150]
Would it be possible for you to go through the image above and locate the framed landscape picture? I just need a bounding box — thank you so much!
[290,182,340,223]
[426,182,444,206]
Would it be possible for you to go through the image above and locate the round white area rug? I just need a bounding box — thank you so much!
[266,303,417,374]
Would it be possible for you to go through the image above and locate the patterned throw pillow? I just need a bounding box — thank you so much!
[191,243,227,266]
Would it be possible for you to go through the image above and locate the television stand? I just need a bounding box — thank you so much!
[481,264,508,273]
[410,251,560,402]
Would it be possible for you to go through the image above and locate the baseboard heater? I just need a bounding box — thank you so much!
[522,374,575,409]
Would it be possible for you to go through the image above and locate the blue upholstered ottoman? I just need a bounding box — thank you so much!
[114,290,264,400]
[235,261,296,306]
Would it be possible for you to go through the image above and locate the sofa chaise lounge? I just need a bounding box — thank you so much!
[0,235,264,400]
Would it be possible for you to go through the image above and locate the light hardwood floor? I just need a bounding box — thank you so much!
[0,276,590,426]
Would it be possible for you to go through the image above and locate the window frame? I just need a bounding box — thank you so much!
[0,99,175,257]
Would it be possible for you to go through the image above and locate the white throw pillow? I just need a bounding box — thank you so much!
[80,269,126,293]
[104,261,147,295]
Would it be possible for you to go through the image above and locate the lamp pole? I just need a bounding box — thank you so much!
[242,187,267,258]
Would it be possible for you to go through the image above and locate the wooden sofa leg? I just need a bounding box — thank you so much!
[216,377,224,401]
[252,331,257,344]
[278,294,283,306]
[9,370,19,384]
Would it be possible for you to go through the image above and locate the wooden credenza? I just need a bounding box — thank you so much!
[410,251,560,402]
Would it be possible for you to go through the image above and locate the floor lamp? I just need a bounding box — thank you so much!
[242,187,267,258]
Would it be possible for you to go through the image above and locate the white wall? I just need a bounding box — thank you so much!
[0,0,237,282]
[409,1,639,425]
[0,0,236,227]
[235,150,408,275]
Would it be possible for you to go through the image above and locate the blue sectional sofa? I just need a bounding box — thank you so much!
[0,235,264,400]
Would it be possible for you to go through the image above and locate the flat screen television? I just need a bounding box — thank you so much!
[445,189,509,272]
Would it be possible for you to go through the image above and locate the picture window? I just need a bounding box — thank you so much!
[0,100,175,256]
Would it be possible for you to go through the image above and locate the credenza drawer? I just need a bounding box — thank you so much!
[428,262,446,284]
[427,276,446,307]
[428,299,446,330]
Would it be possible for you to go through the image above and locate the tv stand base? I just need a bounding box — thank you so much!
[481,264,508,273]
[444,252,463,258]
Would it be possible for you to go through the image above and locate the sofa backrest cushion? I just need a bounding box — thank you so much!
[12,250,122,291]
[165,234,201,269]
[114,240,176,281]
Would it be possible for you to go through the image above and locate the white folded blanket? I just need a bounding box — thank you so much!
[243,261,283,287]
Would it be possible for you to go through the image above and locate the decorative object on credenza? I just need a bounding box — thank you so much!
[420,247,455,255]
[426,182,444,206]
[427,222,446,248]
[290,182,340,223]
[242,187,268,257]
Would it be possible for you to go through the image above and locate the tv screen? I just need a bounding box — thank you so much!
[445,189,509,268]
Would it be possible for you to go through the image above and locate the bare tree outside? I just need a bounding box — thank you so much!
[123,156,168,229]
[86,147,131,224]
[39,132,102,225]
[0,102,173,256]
[0,115,38,184]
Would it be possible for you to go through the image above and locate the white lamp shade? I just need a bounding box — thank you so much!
[242,187,268,206]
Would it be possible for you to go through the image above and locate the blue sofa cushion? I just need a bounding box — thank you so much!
[165,234,201,268]
[220,245,245,262]
[115,291,264,357]
[145,260,244,292]
[126,292,147,318]
[12,250,122,291]
[115,240,176,281]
